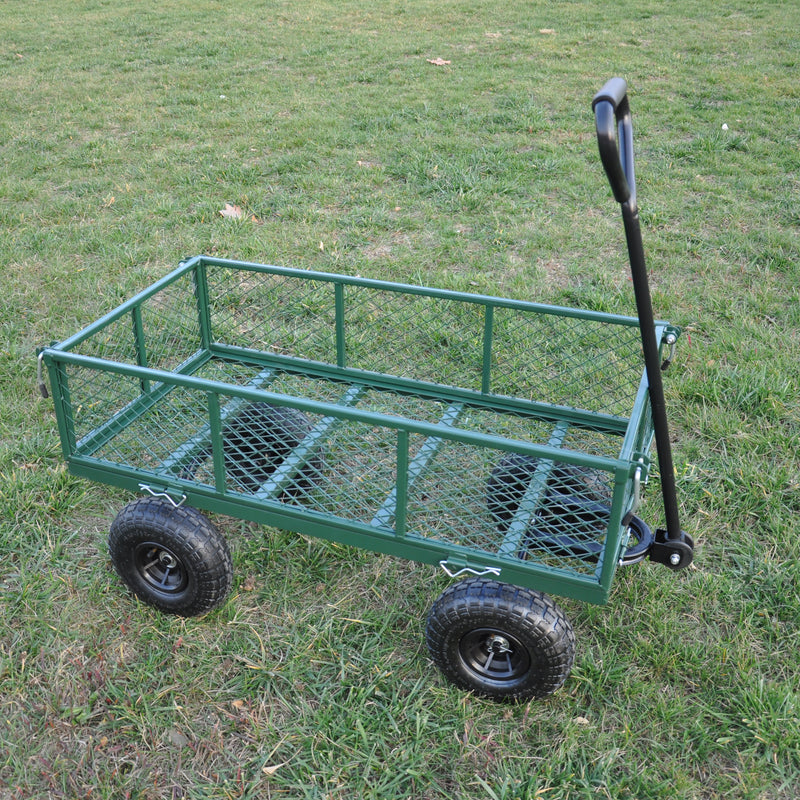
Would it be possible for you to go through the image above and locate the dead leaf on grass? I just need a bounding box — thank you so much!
[219,202,260,222]
[539,28,556,35]
[219,202,244,219]
[426,57,451,66]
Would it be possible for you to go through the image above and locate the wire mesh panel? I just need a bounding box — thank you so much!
[137,273,202,371]
[64,363,143,448]
[88,381,209,472]
[489,306,644,416]
[403,439,616,579]
[69,271,202,373]
[205,265,337,363]
[68,312,140,366]
[295,417,400,523]
[342,286,486,389]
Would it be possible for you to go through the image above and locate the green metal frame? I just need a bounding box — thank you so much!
[42,255,680,605]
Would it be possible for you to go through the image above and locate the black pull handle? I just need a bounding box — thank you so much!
[591,79,694,566]
[592,78,635,206]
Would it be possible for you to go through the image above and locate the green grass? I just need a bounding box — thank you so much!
[2,0,799,797]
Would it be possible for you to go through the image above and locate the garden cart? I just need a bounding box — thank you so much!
[39,78,694,701]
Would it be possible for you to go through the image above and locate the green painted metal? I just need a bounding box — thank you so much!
[205,342,632,435]
[48,360,76,459]
[131,305,150,394]
[71,349,211,458]
[255,383,364,501]
[334,281,346,368]
[371,402,464,531]
[481,305,494,395]
[41,256,680,606]
[207,392,225,492]
[45,350,633,471]
[393,430,410,539]
[498,419,570,559]
[190,255,651,327]
[192,260,213,351]
[158,368,277,477]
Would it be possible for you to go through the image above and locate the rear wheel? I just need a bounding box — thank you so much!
[109,497,233,617]
[425,578,575,701]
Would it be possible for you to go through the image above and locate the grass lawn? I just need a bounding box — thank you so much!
[1,0,799,797]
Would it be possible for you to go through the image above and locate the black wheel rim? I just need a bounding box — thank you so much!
[458,627,531,684]
[133,541,189,596]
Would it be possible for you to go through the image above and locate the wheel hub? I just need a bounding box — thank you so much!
[158,550,179,569]
[486,634,512,655]
[133,542,188,595]
[459,627,531,684]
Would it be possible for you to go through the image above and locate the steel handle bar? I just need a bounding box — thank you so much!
[591,79,694,568]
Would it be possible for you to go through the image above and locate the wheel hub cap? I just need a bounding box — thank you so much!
[459,627,531,683]
[158,550,178,569]
[134,542,188,595]
[487,634,512,654]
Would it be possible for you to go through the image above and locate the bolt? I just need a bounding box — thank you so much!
[669,552,681,566]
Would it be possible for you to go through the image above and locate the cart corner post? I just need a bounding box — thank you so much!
[481,303,494,394]
[40,350,78,461]
[191,257,213,351]
[334,280,347,369]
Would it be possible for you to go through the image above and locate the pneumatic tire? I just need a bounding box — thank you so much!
[109,497,233,617]
[425,578,575,701]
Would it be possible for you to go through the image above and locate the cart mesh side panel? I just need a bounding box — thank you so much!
[68,313,140,366]
[137,276,203,372]
[201,264,646,418]
[342,287,485,389]
[77,380,210,473]
[70,272,202,372]
[65,365,143,447]
[406,441,613,577]
[489,307,644,416]
[206,267,337,363]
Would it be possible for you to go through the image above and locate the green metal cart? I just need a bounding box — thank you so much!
[39,79,694,701]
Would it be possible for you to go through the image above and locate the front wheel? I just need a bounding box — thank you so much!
[425,578,575,701]
[109,497,233,617]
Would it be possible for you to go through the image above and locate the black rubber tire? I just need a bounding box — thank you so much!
[425,578,576,702]
[109,497,233,617]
